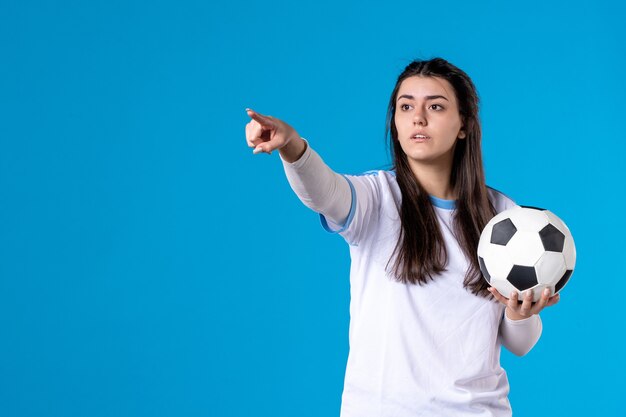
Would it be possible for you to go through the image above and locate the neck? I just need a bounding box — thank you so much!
[408,159,456,200]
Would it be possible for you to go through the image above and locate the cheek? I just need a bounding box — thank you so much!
[438,118,460,137]
[394,113,409,130]
[448,115,463,131]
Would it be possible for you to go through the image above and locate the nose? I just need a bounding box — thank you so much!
[413,109,426,126]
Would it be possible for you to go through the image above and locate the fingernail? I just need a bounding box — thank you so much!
[543,288,550,296]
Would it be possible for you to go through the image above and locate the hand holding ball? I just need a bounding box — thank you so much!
[478,206,576,303]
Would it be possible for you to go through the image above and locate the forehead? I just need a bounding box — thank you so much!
[397,76,457,104]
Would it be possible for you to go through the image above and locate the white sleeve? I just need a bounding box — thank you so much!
[499,313,543,356]
[280,139,352,227]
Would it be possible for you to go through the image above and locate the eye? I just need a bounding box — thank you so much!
[430,104,444,111]
[400,103,413,111]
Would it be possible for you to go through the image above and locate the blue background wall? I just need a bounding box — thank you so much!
[1,0,624,416]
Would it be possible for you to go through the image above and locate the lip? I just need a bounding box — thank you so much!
[410,131,431,141]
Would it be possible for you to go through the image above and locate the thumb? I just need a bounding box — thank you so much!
[253,142,275,155]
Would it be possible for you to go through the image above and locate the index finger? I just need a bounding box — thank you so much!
[246,108,275,128]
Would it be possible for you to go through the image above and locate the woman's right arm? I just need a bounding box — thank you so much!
[245,108,351,227]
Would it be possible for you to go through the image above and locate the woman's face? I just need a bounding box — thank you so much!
[394,76,466,170]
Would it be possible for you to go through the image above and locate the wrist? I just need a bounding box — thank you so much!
[279,136,307,163]
[505,307,529,321]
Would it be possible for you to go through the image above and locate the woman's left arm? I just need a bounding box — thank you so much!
[489,287,560,356]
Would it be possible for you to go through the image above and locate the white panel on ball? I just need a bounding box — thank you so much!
[508,207,549,232]
[491,278,518,299]
[562,237,576,270]
[505,231,544,266]
[479,221,494,248]
[534,251,567,285]
[485,246,514,281]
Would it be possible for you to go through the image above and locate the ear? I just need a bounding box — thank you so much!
[457,120,467,139]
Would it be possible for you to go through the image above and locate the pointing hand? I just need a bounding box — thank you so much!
[245,108,299,155]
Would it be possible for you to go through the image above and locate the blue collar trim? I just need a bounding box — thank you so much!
[429,195,456,210]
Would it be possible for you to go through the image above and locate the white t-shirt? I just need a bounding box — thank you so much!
[322,171,523,417]
[280,143,542,417]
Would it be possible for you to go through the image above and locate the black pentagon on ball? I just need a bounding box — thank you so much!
[478,256,490,283]
[507,265,538,291]
[555,270,573,293]
[539,223,565,252]
[491,218,517,246]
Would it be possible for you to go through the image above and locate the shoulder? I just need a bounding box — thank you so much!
[325,169,398,245]
[343,169,398,188]
[486,185,518,213]
[346,168,396,178]
[341,169,401,209]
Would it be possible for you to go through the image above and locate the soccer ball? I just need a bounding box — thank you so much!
[477,206,576,302]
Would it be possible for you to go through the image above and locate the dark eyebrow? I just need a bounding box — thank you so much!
[396,94,449,102]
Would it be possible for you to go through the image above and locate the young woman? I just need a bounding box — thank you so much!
[244,57,560,417]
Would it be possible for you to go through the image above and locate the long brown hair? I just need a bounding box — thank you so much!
[385,57,496,298]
